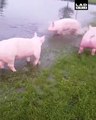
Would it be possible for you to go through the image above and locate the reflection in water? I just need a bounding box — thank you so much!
[0,0,6,15]
[59,1,74,19]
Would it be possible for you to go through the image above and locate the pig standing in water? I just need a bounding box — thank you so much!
[78,25,96,55]
[0,33,45,72]
[48,18,81,35]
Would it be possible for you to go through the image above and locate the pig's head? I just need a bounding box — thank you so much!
[48,22,56,31]
[33,32,45,45]
[89,25,96,30]
[89,25,93,30]
[39,35,45,45]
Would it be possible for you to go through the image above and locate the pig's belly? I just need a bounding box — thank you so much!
[16,51,33,59]
[83,44,96,49]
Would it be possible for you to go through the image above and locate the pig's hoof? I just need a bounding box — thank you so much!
[0,69,5,74]
[38,61,41,65]
[26,61,31,66]
[78,52,81,55]
[23,67,29,72]
[13,70,17,72]
[33,62,40,68]
[35,63,40,67]
[37,63,40,67]
[91,53,95,56]
[77,53,81,59]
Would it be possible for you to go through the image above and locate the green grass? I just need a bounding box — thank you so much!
[89,0,96,4]
[0,51,96,120]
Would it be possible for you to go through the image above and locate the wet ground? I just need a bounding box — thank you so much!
[0,0,96,70]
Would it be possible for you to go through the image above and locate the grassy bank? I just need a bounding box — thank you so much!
[0,51,96,120]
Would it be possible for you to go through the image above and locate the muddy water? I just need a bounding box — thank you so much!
[0,0,96,70]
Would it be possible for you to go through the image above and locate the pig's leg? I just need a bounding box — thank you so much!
[91,49,96,56]
[8,63,16,72]
[26,57,31,66]
[7,59,16,72]
[78,46,84,54]
[26,57,31,62]
[0,61,4,69]
[33,51,41,66]
[33,57,40,66]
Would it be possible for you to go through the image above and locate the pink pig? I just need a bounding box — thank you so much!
[0,33,45,72]
[78,25,96,55]
[48,18,81,35]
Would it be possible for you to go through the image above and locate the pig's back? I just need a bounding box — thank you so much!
[55,18,80,30]
[81,30,96,48]
[56,18,79,25]
[0,38,17,53]
[15,37,40,58]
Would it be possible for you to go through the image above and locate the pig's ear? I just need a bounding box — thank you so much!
[40,36,45,44]
[34,32,38,37]
[89,25,92,29]
[52,22,54,27]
